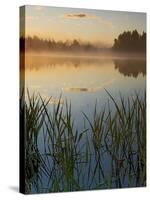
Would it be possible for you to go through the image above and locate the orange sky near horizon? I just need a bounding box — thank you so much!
[21,5,146,47]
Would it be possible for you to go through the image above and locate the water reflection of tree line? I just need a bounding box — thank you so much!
[24,56,109,70]
[24,55,146,78]
[114,59,146,78]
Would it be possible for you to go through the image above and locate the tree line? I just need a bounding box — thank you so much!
[20,36,98,52]
[20,30,146,53]
[112,30,146,52]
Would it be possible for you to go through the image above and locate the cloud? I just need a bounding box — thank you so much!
[63,13,97,20]
[63,13,114,28]
[67,14,87,18]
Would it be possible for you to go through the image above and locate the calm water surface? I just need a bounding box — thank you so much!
[25,54,146,120]
[24,54,146,192]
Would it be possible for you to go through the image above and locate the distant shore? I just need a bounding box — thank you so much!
[22,51,146,60]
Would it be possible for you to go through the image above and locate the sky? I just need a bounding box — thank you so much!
[22,5,146,47]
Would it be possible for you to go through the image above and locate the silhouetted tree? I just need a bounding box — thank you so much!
[20,36,98,52]
[112,30,146,53]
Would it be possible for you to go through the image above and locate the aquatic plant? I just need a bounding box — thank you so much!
[20,90,146,193]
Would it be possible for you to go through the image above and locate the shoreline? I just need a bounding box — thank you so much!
[22,51,146,61]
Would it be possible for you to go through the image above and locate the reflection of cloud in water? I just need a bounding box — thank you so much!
[25,93,64,105]
[63,79,115,93]
[39,94,64,105]
[48,98,64,105]
[64,87,95,92]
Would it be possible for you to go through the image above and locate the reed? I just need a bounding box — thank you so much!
[20,89,146,193]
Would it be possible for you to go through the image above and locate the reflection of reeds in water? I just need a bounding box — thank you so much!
[20,90,146,193]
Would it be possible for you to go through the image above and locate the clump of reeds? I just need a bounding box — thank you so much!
[20,89,146,193]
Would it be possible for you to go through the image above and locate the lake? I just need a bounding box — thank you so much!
[23,53,146,193]
[25,54,146,122]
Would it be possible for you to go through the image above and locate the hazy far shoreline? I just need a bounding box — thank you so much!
[22,51,146,60]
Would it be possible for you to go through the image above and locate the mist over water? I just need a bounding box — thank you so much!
[24,52,146,124]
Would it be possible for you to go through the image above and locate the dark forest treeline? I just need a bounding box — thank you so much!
[20,30,146,53]
[112,30,146,52]
[20,36,98,52]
